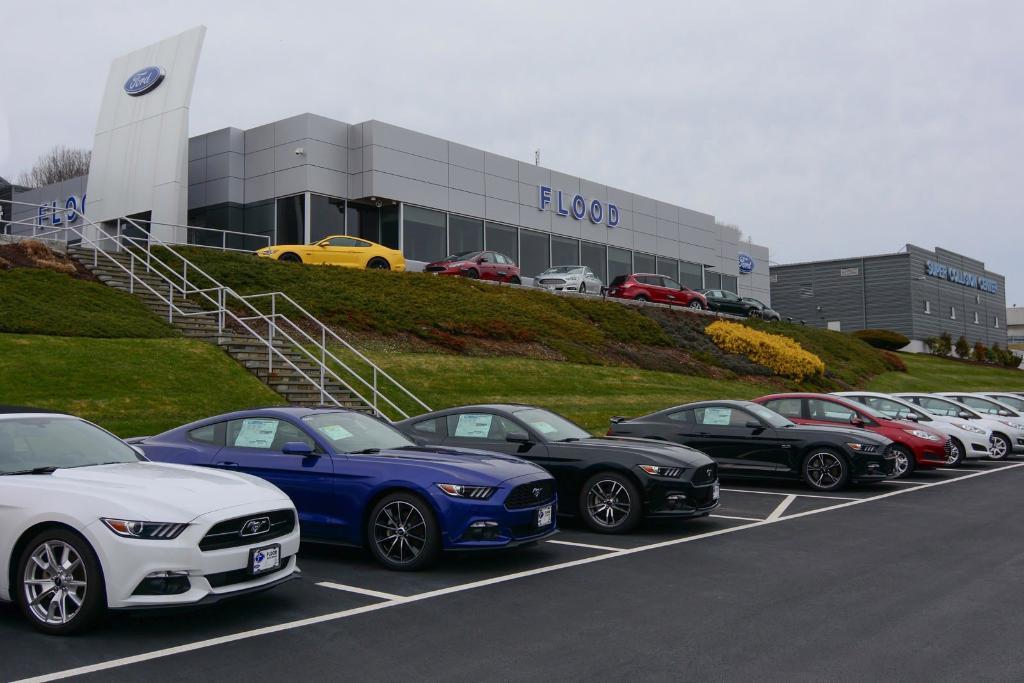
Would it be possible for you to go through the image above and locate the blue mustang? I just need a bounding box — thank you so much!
[133,407,557,570]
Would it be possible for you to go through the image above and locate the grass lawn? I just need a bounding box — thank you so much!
[359,352,772,432]
[867,353,1024,393]
[0,333,284,437]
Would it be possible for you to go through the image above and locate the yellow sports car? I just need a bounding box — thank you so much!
[256,235,406,271]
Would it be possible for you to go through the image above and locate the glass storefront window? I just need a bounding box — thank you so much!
[608,247,632,281]
[309,195,345,243]
[634,252,656,274]
[485,222,518,263]
[520,229,550,279]
[551,236,579,267]
[449,215,483,254]
[705,271,723,290]
[657,257,678,281]
[721,274,738,293]
[275,194,305,245]
[403,205,447,262]
[381,205,399,249]
[580,241,607,283]
[679,260,703,290]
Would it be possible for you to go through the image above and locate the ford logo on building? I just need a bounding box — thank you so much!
[738,253,755,274]
[123,66,166,96]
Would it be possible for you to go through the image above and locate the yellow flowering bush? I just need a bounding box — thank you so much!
[705,321,825,380]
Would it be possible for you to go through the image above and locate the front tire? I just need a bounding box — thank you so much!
[16,528,105,635]
[688,300,704,310]
[509,276,521,285]
[946,438,965,467]
[802,449,850,491]
[890,445,915,478]
[633,294,649,303]
[578,283,586,295]
[464,268,480,279]
[990,433,1011,460]
[579,471,642,534]
[367,493,441,571]
[278,252,302,263]
[366,257,390,270]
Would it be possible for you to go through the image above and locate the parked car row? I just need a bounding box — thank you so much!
[6,389,1019,634]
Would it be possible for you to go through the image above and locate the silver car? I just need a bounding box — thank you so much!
[534,265,603,295]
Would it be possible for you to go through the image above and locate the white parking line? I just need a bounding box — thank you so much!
[720,487,859,501]
[545,539,623,552]
[19,462,1024,683]
[710,513,765,522]
[877,479,928,485]
[765,494,797,521]
[315,582,403,601]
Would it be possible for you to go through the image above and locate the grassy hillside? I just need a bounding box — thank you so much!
[0,333,284,436]
[868,353,1023,393]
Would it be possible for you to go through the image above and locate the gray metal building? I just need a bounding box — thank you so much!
[12,113,771,301]
[770,245,1007,350]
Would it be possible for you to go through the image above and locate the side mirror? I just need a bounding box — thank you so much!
[131,445,147,458]
[904,414,919,422]
[999,410,1012,417]
[506,431,532,444]
[850,415,865,427]
[958,411,973,419]
[744,421,764,430]
[317,242,328,248]
[477,256,489,263]
[282,441,316,456]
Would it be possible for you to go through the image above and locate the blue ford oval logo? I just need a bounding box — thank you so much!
[738,253,754,274]
[124,66,165,96]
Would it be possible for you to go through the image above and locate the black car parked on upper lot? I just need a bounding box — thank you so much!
[741,297,781,321]
[607,400,895,491]
[701,289,761,317]
[395,404,719,534]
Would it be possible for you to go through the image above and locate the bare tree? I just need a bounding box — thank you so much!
[17,146,91,188]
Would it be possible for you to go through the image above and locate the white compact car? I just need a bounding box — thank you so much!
[894,393,1019,460]
[534,265,603,295]
[0,409,301,635]
[979,392,1024,414]
[936,393,1024,457]
[835,392,992,465]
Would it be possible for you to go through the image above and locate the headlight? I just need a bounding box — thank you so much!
[905,429,941,441]
[102,518,188,540]
[436,483,495,499]
[1006,422,1024,430]
[565,274,581,281]
[845,443,879,453]
[955,423,985,434]
[258,248,276,256]
[638,465,683,477]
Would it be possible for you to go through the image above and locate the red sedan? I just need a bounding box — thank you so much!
[753,393,950,478]
[424,250,521,284]
[606,273,707,309]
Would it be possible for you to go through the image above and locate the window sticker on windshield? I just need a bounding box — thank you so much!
[234,419,278,448]
[319,425,353,441]
[531,421,557,434]
[455,414,492,438]
[702,408,733,426]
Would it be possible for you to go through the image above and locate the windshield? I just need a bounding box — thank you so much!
[990,395,1024,411]
[0,416,142,474]
[302,412,414,452]
[542,266,583,275]
[744,403,795,428]
[513,408,591,441]
[961,396,1020,416]
[442,251,481,262]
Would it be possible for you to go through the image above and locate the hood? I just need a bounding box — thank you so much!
[779,424,893,444]
[352,446,546,485]
[3,462,290,522]
[560,437,714,467]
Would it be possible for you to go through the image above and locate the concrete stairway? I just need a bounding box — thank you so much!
[68,246,370,410]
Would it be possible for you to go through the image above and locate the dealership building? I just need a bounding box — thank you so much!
[769,245,1007,351]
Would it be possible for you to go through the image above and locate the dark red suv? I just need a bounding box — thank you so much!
[607,273,707,309]
[424,251,521,284]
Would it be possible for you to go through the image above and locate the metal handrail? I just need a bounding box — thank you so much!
[124,217,271,250]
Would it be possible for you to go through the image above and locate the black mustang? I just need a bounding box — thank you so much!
[607,400,895,491]
[395,404,719,534]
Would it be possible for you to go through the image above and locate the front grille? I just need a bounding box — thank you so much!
[505,479,556,509]
[425,265,446,272]
[691,462,718,486]
[206,557,293,588]
[199,509,296,551]
[689,486,718,508]
[539,278,566,285]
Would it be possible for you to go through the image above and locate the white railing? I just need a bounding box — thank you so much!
[0,200,430,420]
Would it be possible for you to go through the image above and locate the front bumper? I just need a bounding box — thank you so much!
[851,450,896,481]
[87,500,301,609]
[642,477,720,517]
[434,474,559,550]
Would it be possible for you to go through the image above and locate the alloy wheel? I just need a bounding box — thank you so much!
[22,540,88,627]
[946,440,962,466]
[805,451,845,489]
[373,500,426,565]
[892,449,911,477]
[991,435,1009,459]
[586,479,632,528]
[688,301,703,310]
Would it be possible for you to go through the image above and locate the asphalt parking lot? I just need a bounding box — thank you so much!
[5,459,1024,682]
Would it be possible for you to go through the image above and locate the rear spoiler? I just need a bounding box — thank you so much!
[123,436,151,444]
[609,416,628,424]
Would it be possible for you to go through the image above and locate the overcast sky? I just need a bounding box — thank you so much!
[3,1,1022,303]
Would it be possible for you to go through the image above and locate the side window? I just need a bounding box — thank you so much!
[667,410,694,423]
[445,413,522,440]
[693,406,749,427]
[478,252,493,263]
[961,397,996,414]
[188,423,222,445]
[411,417,446,437]
[664,278,683,290]
[807,399,856,423]
[764,399,802,419]
[919,398,955,416]
[325,237,366,248]
[226,418,315,451]
[864,397,917,420]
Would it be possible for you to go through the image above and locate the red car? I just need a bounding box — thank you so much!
[606,273,707,309]
[753,393,950,478]
[424,250,521,284]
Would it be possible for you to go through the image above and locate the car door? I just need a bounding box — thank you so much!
[716,290,742,315]
[474,252,498,280]
[704,290,724,311]
[441,411,549,462]
[668,406,780,473]
[493,253,515,281]
[660,277,687,306]
[804,398,875,433]
[214,417,340,540]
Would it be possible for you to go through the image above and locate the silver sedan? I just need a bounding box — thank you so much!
[534,265,603,295]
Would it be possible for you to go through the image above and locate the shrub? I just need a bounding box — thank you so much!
[880,350,907,372]
[705,320,825,380]
[955,335,971,359]
[926,332,952,356]
[852,329,911,351]
[972,341,988,362]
